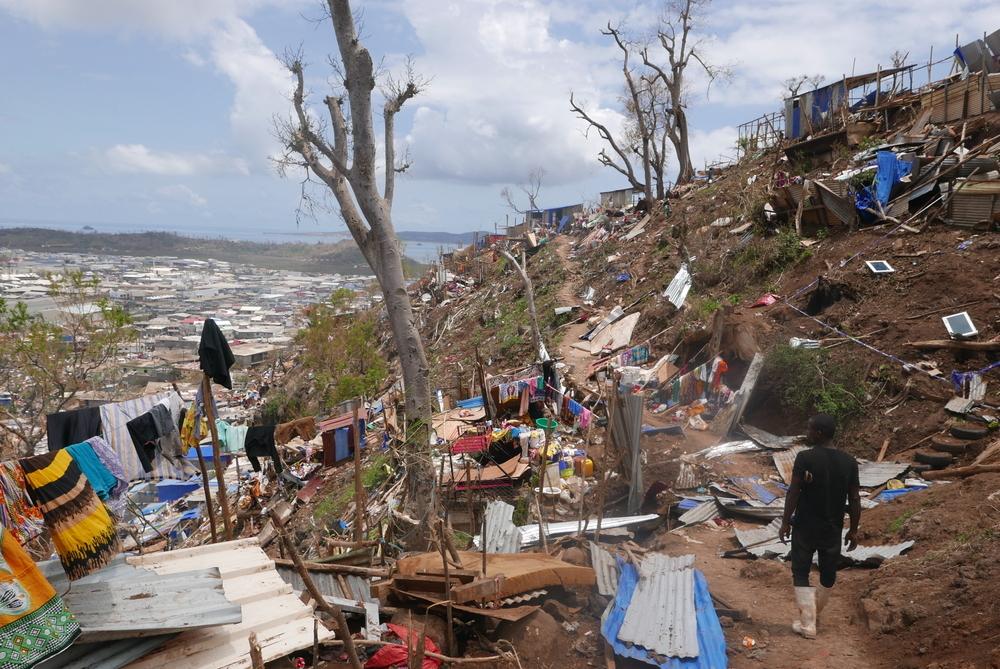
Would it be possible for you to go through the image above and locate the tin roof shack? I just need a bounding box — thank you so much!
[230,342,283,368]
[600,187,640,210]
[784,66,915,144]
[318,409,368,467]
[527,203,585,229]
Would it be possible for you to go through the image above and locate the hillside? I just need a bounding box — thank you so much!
[0,227,426,276]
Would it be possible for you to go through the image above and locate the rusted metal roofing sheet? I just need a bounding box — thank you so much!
[857,460,910,488]
[35,635,178,669]
[275,566,373,603]
[740,424,803,450]
[589,542,619,597]
[123,538,335,669]
[614,553,700,660]
[772,446,807,483]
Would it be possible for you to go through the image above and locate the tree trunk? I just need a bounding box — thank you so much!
[673,107,695,184]
[501,250,548,362]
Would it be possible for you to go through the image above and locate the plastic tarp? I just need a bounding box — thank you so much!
[875,150,913,205]
[601,560,727,669]
[365,624,441,669]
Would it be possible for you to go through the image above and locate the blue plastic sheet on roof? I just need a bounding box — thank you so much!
[875,150,913,205]
[558,214,572,232]
[602,559,728,669]
[456,396,484,409]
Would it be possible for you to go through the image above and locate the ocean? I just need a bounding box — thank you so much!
[0,220,460,264]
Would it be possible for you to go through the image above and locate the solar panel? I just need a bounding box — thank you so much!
[943,311,978,338]
[865,260,895,274]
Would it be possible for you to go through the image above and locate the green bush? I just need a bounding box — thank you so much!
[731,227,810,281]
[761,344,864,425]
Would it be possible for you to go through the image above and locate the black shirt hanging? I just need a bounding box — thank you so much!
[199,318,235,390]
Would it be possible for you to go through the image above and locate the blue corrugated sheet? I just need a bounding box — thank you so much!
[602,560,727,669]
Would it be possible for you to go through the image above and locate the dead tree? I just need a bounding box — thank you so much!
[642,0,728,185]
[276,0,434,542]
[499,249,549,363]
[501,167,545,214]
[783,74,824,98]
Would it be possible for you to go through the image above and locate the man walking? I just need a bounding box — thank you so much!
[779,414,861,639]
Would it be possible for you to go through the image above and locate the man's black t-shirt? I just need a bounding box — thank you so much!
[792,446,859,531]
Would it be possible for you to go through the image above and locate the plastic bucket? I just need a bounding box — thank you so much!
[535,418,559,435]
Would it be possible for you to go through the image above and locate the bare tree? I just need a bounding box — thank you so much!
[499,249,548,363]
[783,73,824,98]
[642,0,729,184]
[625,75,673,200]
[275,0,434,538]
[501,167,545,215]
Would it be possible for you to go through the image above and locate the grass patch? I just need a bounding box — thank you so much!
[887,509,917,534]
[761,344,865,425]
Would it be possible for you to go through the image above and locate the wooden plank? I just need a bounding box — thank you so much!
[449,576,506,604]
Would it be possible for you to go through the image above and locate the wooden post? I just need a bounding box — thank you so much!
[875,64,882,108]
[437,519,456,657]
[352,399,365,544]
[535,437,549,554]
[269,508,363,669]
[202,374,233,541]
[248,631,264,669]
[193,433,218,543]
[596,381,617,544]
[927,45,933,85]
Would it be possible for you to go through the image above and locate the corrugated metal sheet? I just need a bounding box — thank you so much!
[694,440,759,460]
[622,215,650,241]
[590,542,619,597]
[814,180,858,226]
[123,538,336,669]
[773,446,807,483]
[677,500,719,526]
[477,500,520,553]
[857,461,910,488]
[519,514,660,547]
[38,557,242,642]
[602,560,727,669]
[36,635,178,669]
[275,566,373,603]
[617,555,698,659]
[734,519,915,563]
[664,264,692,308]
[675,462,702,490]
[740,424,803,450]
[611,389,645,513]
[500,590,547,605]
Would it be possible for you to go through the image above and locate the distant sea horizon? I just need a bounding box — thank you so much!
[0,220,462,264]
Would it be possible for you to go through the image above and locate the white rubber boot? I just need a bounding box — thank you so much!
[792,586,817,639]
[816,585,833,622]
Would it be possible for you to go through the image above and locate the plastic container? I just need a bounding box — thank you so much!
[544,462,561,488]
[535,417,559,434]
[559,456,575,478]
[573,456,594,478]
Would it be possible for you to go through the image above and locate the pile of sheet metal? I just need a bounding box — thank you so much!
[597,545,727,669]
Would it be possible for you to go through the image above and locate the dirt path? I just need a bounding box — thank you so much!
[552,236,598,390]
[550,235,882,668]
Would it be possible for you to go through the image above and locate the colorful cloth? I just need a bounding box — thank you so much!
[20,451,120,581]
[84,437,128,499]
[0,465,44,546]
[100,392,191,482]
[65,443,119,501]
[0,526,79,668]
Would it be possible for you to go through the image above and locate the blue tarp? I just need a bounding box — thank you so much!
[558,214,572,232]
[875,150,913,205]
[456,396,484,409]
[602,560,728,669]
[875,486,926,503]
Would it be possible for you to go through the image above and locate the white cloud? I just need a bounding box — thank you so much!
[689,126,738,171]
[102,144,249,176]
[181,48,207,67]
[208,18,294,162]
[156,183,208,207]
[0,162,11,175]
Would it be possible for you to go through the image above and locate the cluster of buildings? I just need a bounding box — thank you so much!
[0,248,376,392]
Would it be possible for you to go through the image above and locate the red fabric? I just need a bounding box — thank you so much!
[364,624,442,669]
[750,293,780,308]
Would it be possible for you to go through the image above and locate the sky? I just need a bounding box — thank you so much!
[0,0,998,239]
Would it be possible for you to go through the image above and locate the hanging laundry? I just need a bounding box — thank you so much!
[150,402,185,465]
[99,392,191,482]
[20,450,120,580]
[0,464,45,545]
[125,411,159,474]
[45,407,101,452]
[245,426,282,474]
[181,402,209,450]
[0,526,80,667]
[199,318,235,390]
[215,420,248,454]
[64,443,118,501]
[83,437,128,499]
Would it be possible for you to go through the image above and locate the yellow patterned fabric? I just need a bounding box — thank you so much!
[0,526,79,667]
[19,450,120,581]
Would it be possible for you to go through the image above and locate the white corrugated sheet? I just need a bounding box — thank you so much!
[663,264,692,308]
[616,553,698,658]
[772,446,807,483]
[519,514,660,547]
[734,519,915,564]
[123,538,335,669]
[479,500,521,553]
[857,461,910,488]
[590,542,619,597]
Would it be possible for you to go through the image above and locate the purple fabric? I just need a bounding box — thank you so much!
[85,436,129,499]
